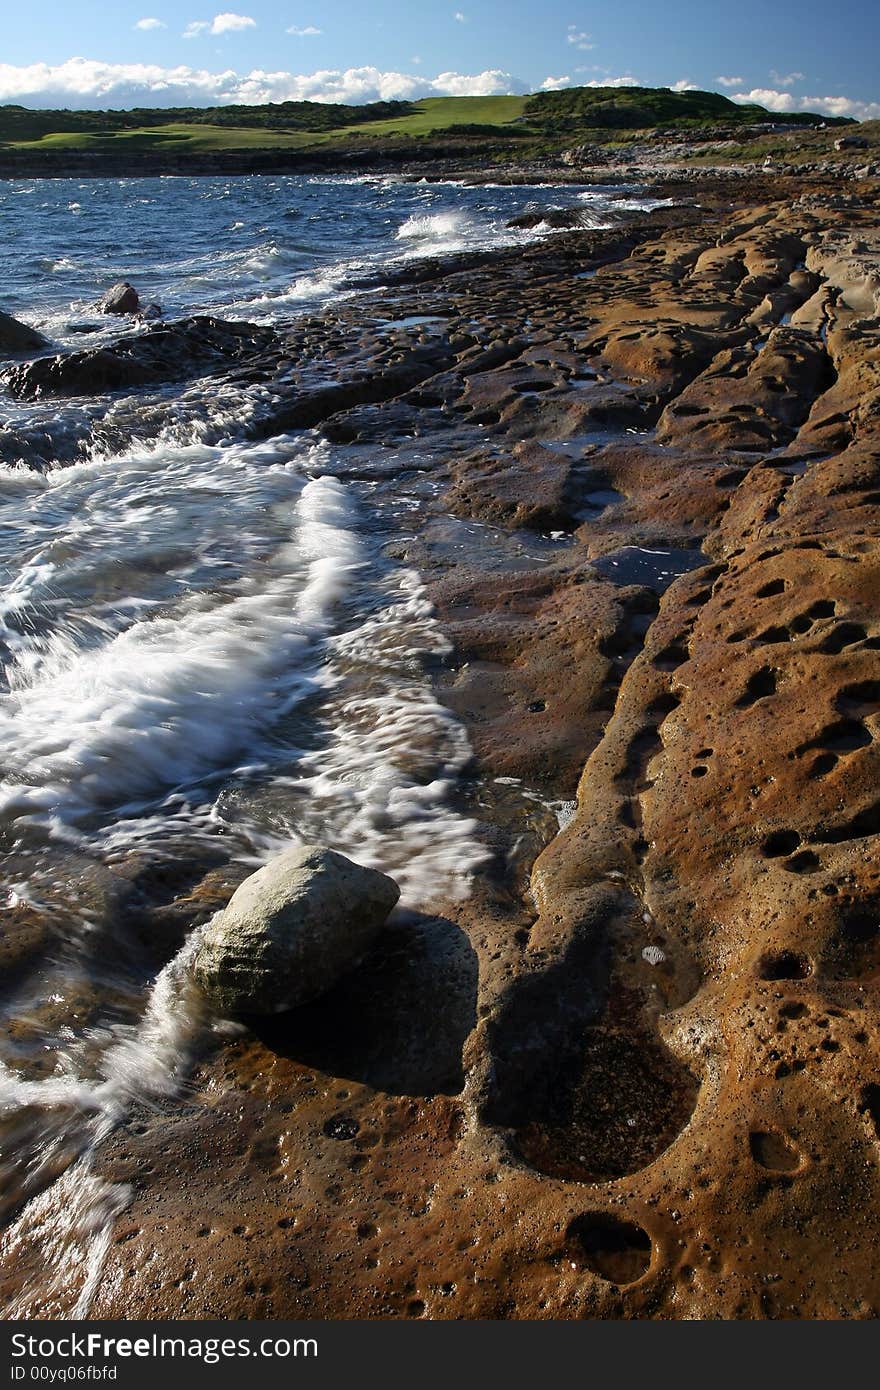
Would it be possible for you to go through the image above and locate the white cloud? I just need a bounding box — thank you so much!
[286,25,321,36]
[770,70,804,88]
[671,79,698,92]
[0,57,525,108]
[134,17,166,30]
[716,75,743,88]
[454,10,466,20]
[184,12,256,38]
[566,28,594,50]
[541,75,571,90]
[583,75,640,89]
[732,87,880,121]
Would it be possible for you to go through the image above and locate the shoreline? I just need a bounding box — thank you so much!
[3,171,880,1319]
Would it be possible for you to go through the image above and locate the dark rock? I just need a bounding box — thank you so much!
[99,282,140,315]
[507,208,586,231]
[5,315,278,400]
[0,309,48,355]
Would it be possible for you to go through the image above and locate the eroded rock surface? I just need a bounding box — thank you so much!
[6,177,880,1322]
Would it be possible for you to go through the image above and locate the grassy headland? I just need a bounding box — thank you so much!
[0,85,867,176]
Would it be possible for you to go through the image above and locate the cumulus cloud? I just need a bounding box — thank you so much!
[566,27,594,50]
[716,75,743,88]
[184,12,256,38]
[671,79,698,92]
[732,86,880,121]
[286,25,321,36]
[582,75,640,89]
[0,57,526,108]
[770,70,804,87]
[134,17,166,30]
[541,75,571,90]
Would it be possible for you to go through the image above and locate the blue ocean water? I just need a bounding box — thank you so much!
[0,173,651,342]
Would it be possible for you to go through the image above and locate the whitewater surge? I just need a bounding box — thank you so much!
[2,174,652,342]
[0,170,671,1315]
[0,419,492,1314]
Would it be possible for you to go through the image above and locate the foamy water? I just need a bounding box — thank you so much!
[0,171,663,1314]
[0,174,664,345]
[0,429,490,1314]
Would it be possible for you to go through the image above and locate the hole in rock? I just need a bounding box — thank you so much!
[785,850,821,874]
[779,1001,808,1020]
[815,719,872,752]
[837,681,880,715]
[512,380,556,395]
[653,644,689,671]
[841,908,880,942]
[820,623,868,654]
[790,613,816,635]
[757,578,786,598]
[736,666,777,707]
[758,950,813,981]
[809,752,838,778]
[323,1114,360,1141]
[818,800,880,845]
[647,692,681,718]
[858,1084,880,1139]
[505,1028,699,1183]
[565,1213,652,1285]
[761,829,801,858]
[748,1130,802,1172]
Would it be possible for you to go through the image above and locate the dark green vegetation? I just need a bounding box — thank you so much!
[0,85,854,171]
[524,85,845,132]
[0,98,419,142]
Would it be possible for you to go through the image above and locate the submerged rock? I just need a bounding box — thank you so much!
[193,845,400,1015]
[99,281,140,315]
[0,309,48,355]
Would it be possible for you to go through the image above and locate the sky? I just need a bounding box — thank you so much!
[1,1,878,119]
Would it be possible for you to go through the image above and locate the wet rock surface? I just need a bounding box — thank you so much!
[0,309,48,356]
[6,175,880,1320]
[4,315,279,401]
[98,281,141,316]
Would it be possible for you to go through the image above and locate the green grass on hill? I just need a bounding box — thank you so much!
[0,86,853,162]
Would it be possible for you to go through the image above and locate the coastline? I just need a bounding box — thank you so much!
[3,169,880,1319]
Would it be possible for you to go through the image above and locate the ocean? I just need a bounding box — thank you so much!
[0,172,657,1316]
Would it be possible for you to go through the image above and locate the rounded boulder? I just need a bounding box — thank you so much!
[193,845,400,1015]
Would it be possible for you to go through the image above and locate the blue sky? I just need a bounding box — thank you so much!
[1,1,878,118]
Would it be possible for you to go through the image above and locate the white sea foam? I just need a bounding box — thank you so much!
[0,926,224,1317]
[395,209,490,256]
[0,468,360,829]
[251,569,491,904]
